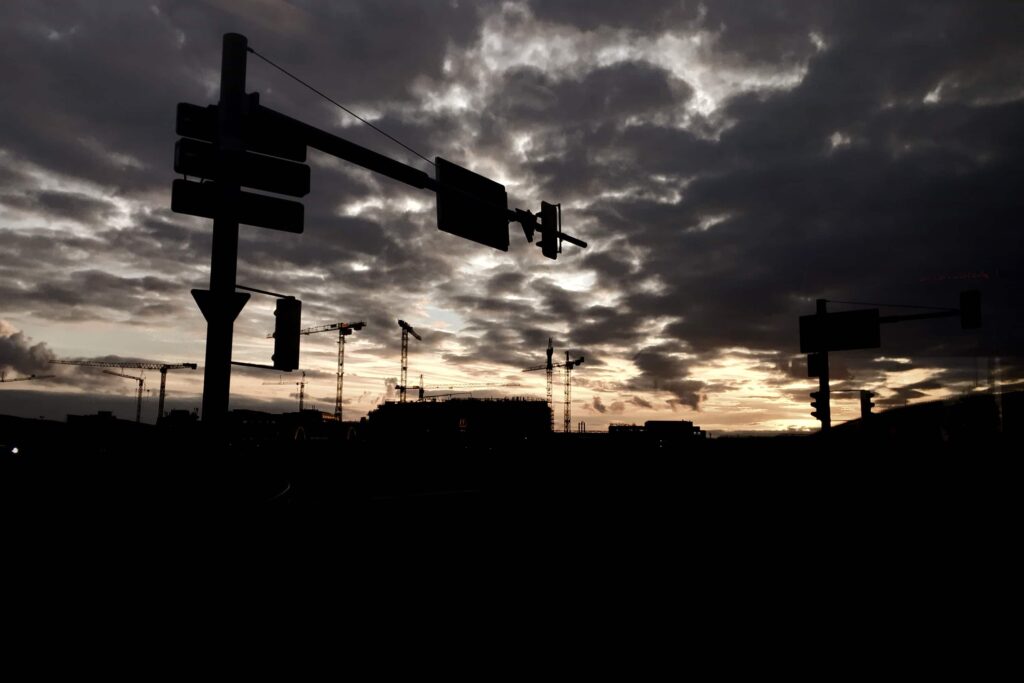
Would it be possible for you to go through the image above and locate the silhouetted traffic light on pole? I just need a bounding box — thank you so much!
[810,390,826,423]
[960,290,981,329]
[272,297,302,371]
[539,201,560,260]
[859,390,876,419]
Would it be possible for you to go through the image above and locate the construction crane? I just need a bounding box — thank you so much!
[523,348,584,433]
[522,338,557,431]
[561,353,585,433]
[50,360,197,422]
[267,320,365,421]
[396,320,421,403]
[102,370,146,423]
[262,370,307,411]
[0,372,55,383]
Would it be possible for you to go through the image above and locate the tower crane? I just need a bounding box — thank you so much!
[262,370,307,411]
[561,352,585,434]
[0,372,55,383]
[396,320,421,403]
[102,370,146,423]
[267,320,365,421]
[50,360,197,422]
[522,338,556,431]
[524,349,584,433]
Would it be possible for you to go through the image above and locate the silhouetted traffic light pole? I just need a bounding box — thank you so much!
[191,33,250,427]
[175,33,588,427]
[800,290,981,433]
[812,299,831,430]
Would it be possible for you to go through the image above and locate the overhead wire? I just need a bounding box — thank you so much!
[825,299,957,312]
[247,46,435,168]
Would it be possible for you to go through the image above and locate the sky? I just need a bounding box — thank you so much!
[1,0,1022,433]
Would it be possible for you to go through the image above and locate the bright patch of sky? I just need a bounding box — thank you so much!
[469,3,811,121]
[829,131,852,150]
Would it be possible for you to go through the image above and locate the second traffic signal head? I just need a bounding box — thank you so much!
[859,390,876,418]
[538,201,559,260]
[810,390,826,422]
[272,297,302,371]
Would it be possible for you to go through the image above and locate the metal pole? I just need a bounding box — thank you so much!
[816,299,831,431]
[336,331,345,421]
[400,329,408,403]
[158,367,168,423]
[136,378,143,423]
[200,32,247,426]
[546,338,554,432]
[564,352,571,433]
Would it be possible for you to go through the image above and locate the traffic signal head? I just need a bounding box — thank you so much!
[960,290,981,329]
[810,390,825,421]
[272,297,302,371]
[859,390,876,418]
[538,201,560,260]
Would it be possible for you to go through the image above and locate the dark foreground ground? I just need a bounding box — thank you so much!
[3,392,1017,525]
[1,413,1014,516]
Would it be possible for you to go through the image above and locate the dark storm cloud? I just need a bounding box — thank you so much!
[536,1,1024,389]
[497,61,690,128]
[624,346,703,409]
[630,396,654,409]
[528,0,699,33]
[2,268,184,322]
[0,189,119,225]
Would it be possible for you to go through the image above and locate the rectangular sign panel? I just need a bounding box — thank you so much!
[171,179,304,233]
[435,157,509,251]
[174,138,310,197]
[799,308,881,353]
[176,102,307,162]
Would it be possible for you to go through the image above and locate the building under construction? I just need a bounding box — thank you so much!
[365,397,550,447]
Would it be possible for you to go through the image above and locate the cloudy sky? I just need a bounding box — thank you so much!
[1,1,1022,432]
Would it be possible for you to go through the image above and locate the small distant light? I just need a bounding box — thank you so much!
[11,447,19,455]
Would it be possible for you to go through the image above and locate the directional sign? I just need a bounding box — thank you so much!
[435,157,509,251]
[172,179,304,233]
[800,309,881,353]
[176,102,307,162]
[175,138,310,197]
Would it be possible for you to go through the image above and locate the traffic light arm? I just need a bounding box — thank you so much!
[258,104,588,252]
[257,105,436,191]
[879,310,956,324]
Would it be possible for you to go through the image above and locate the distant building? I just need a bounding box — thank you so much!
[365,397,550,446]
[609,419,706,450]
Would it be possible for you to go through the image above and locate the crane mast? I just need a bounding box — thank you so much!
[562,352,584,434]
[397,319,421,403]
[102,370,145,423]
[546,338,554,432]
